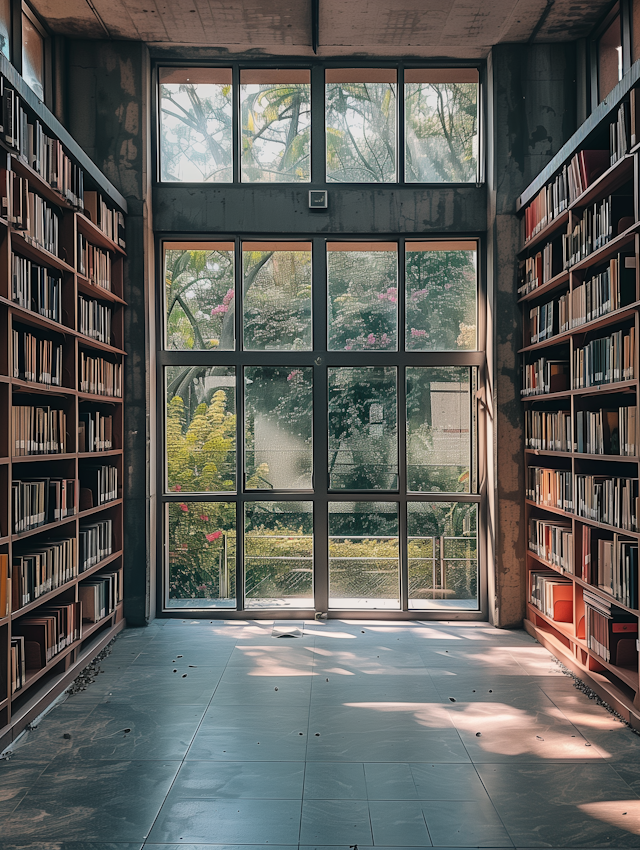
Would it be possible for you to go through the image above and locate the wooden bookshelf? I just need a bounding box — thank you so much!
[518,85,640,728]
[0,69,127,752]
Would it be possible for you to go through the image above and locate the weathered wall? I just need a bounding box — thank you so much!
[66,41,155,626]
[487,43,576,627]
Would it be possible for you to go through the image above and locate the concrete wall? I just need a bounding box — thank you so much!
[487,43,576,627]
[66,41,155,626]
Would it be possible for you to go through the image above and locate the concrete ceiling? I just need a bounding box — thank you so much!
[32,0,613,56]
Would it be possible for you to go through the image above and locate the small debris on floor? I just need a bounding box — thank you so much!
[475,732,482,737]
[182,674,188,678]
[63,733,71,739]
[66,639,116,695]
[449,697,456,702]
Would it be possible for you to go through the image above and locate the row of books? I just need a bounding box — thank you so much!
[79,352,122,397]
[570,254,636,328]
[79,411,113,453]
[12,477,77,533]
[527,466,574,512]
[11,636,25,692]
[562,195,633,269]
[2,78,85,209]
[521,357,569,397]
[12,255,61,323]
[80,519,114,571]
[85,191,125,250]
[528,518,573,571]
[583,589,637,666]
[12,404,67,455]
[78,295,112,344]
[1,163,28,228]
[610,102,630,166]
[0,554,8,617]
[12,536,77,610]
[572,327,635,388]
[525,409,571,452]
[79,570,122,623]
[595,534,638,609]
[12,328,62,386]
[517,243,562,296]
[523,150,610,243]
[77,235,112,290]
[528,296,568,345]
[530,570,573,622]
[23,191,60,256]
[575,406,637,456]
[12,600,79,669]
[81,465,118,507]
[574,473,637,531]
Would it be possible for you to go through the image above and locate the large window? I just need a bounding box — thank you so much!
[22,7,44,100]
[157,65,481,185]
[160,239,482,613]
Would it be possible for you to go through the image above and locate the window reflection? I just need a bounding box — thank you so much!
[164,243,235,350]
[22,13,44,100]
[405,70,478,183]
[326,69,397,183]
[241,69,311,182]
[327,242,398,351]
[159,68,233,182]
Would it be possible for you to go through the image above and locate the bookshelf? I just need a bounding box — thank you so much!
[0,69,127,751]
[518,80,640,728]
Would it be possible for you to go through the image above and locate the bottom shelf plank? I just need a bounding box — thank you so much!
[524,617,640,729]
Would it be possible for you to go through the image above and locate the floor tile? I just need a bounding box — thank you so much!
[364,762,418,799]
[0,762,50,814]
[303,762,367,799]
[477,763,640,847]
[147,797,302,844]
[306,728,470,763]
[0,760,180,841]
[422,799,513,847]
[48,704,206,760]
[299,799,373,845]
[167,759,305,798]
[369,799,432,846]
[409,763,490,800]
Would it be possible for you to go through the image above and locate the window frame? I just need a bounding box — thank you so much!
[20,1,49,104]
[156,233,487,618]
[153,60,484,188]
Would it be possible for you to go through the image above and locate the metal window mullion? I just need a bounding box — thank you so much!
[311,64,326,185]
[235,236,244,609]
[397,64,405,185]
[233,64,241,184]
[313,236,329,612]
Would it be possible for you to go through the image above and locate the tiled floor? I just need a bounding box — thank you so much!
[2,619,640,849]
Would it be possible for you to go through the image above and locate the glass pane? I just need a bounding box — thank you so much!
[599,12,622,101]
[164,243,234,350]
[159,68,233,183]
[408,502,478,610]
[22,14,44,100]
[241,70,311,182]
[166,366,236,493]
[406,242,477,351]
[242,244,312,350]
[326,71,396,183]
[0,0,10,60]
[405,75,478,183]
[329,501,399,609]
[244,366,313,490]
[406,367,475,494]
[244,501,313,608]
[167,501,236,608]
[328,367,397,490]
[327,244,398,351]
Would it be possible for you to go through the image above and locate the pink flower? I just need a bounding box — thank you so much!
[199,514,209,522]
[444,283,452,290]
[381,333,389,345]
[411,328,427,338]
[367,333,376,345]
[377,292,386,300]
[387,287,397,295]
[205,531,222,542]
[345,344,352,351]
[287,370,302,382]
[211,305,228,315]
[172,484,182,491]
[179,503,189,512]
[223,288,234,305]
[197,584,207,591]
[388,295,397,303]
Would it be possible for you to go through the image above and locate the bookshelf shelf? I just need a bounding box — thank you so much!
[0,68,127,751]
[518,86,640,724]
